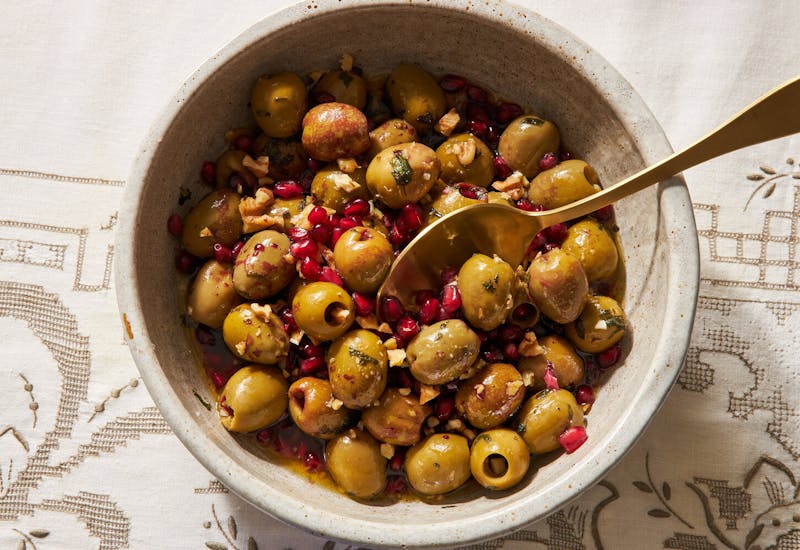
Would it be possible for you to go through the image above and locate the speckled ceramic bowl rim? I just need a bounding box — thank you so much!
[116,1,699,547]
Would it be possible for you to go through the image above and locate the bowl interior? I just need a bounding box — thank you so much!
[118,1,697,547]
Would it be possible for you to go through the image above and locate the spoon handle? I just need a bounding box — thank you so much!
[534,75,800,228]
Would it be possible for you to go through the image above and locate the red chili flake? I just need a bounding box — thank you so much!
[543,363,560,390]
[167,214,183,237]
[559,426,588,454]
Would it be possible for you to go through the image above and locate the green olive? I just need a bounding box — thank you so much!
[233,230,295,300]
[302,102,370,161]
[455,363,526,429]
[181,189,243,258]
[327,329,388,409]
[426,185,484,224]
[326,429,387,499]
[386,63,447,133]
[366,142,440,208]
[405,433,471,495]
[252,135,306,180]
[222,303,290,364]
[406,319,481,385]
[292,282,355,342]
[436,133,495,187]
[517,335,585,391]
[486,191,515,206]
[251,72,308,138]
[268,196,309,231]
[515,389,584,454]
[311,164,369,213]
[497,115,559,178]
[565,295,627,353]
[288,377,352,439]
[527,248,588,324]
[186,259,243,329]
[215,150,257,189]
[218,365,288,433]
[368,118,418,158]
[313,70,368,110]
[333,227,394,293]
[560,218,619,282]
[362,388,431,446]
[470,429,531,490]
[528,160,599,209]
[457,254,515,331]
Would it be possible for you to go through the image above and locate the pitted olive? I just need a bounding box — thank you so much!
[362,388,431,446]
[436,133,495,187]
[470,429,531,490]
[186,259,242,329]
[311,164,369,212]
[560,218,619,282]
[302,102,370,161]
[497,115,560,178]
[528,160,599,209]
[326,429,387,499]
[233,230,295,300]
[313,70,367,110]
[406,319,481,385]
[222,303,290,364]
[181,189,243,258]
[368,118,418,158]
[215,149,257,189]
[457,254,515,331]
[218,365,288,433]
[565,295,627,353]
[405,433,471,495]
[426,186,484,223]
[333,227,394,293]
[252,135,306,180]
[516,389,584,454]
[386,63,447,133]
[251,72,308,138]
[527,248,589,324]
[456,363,526,429]
[517,335,585,391]
[288,377,352,439]
[366,142,440,208]
[327,329,388,409]
[292,282,355,342]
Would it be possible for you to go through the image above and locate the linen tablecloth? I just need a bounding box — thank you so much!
[1,1,798,548]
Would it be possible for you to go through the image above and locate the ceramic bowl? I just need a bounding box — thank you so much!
[115,0,699,547]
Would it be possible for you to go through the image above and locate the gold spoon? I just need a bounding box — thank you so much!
[378,76,800,309]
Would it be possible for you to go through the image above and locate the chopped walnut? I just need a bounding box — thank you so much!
[250,303,272,321]
[446,418,465,431]
[449,139,477,166]
[426,416,440,428]
[336,157,359,174]
[339,53,354,72]
[522,370,535,387]
[594,319,609,330]
[419,384,441,405]
[491,170,527,200]
[383,337,399,351]
[239,187,280,233]
[434,108,460,136]
[398,387,412,397]
[377,322,393,334]
[519,331,545,357]
[199,226,213,238]
[289,329,304,346]
[387,348,407,367]
[243,154,270,178]
[326,397,344,411]
[380,443,395,460]
[331,172,361,192]
[356,314,380,330]
[475,384,486,398]
[235,340,247,355]
[506,379,524,397]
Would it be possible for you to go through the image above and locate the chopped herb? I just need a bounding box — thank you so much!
[390,152,413,187]
[433,331,443,342]
[599,309,626,332]
[522,116,544,127]
[482,280,497,293]
[349,345,378,366]
[178,187,192,206]
[193,390,211,411]
[339,71,353,87]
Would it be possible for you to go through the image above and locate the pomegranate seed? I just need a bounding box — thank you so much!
[528,232,547,253]
[593,205,615,222]
[328,213,342,228]
[329,227,344,247]
[310,223,331,244]
[486,124,501,146]
[175,250,197,274]
[542,243,559,253]
[499,325,523,342]
[279,308,298,332]
[194,324,216,346]
[308,205,329,225]
[385,477,406,495]
[466,119,488,138]
[560,150,573,161]
[398,203,424,232]
[515,198,542,212]
[256,428,274,445]
[440,266,458,285]
[543,223,568,244]
[299,170,314,191]
[482,348,504,363]
[493,154,513,179]
[300,256,322,280]
[389,451,405,471]
[511,304,538,325]
[314,91,336,104]
[441,284,462,313]
[228,173,248,191]
[597,345,621,369]
[495,102,523,124]
[290,238,319,260]
[388,225,405,248]
[213,243,233,264]
[233,134,253,153]
[167,213,183,237]
[307,157,323,173]
[415,289,436,305]
[466,84,487,103]
[319,266,344,286]
[352,292,376,317]
[299,341,325,358]
[395,315,419,343]
[289,227,310,241]
[466,102,490,123]
[343,198,370,218]
[543,363,560,390]
[300,356,325,374]
[575,384,595,405]
[435,395,455,421]
[418,298,440,325]
[539,152,559,171]
[503,342,519,361]
[437,306,458,321]
[559,426,588,454]
[274,180,304,199]
[208,370,228,389]
[379,296,405,323]
[439,74,466,92]
[393,368,414,389]
[200,160,216,184]
[339,216,359,231]
[231,241,244,259]
[457,182,484,200]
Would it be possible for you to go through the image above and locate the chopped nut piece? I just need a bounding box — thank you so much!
[380,443,395,460]
[235,340,247,355]
[506,379,524,397]
[340,53,354,72]
[377,322,393,334]
[326,397,344,411]
[426,416,440,428]
[582,403,593,415]
[450,139,477,166]
[446,418,465,431]
[243,154,270,178]
[289,329,304,346]
[398,387,412,396]
[519,331,545,357]
[331,172,361,192]
[434,108,460,136]
[356,314,380,330]
[462,428,477,441]
[419,384,441,405]
[387,348,407,367]
[522,370,535,387]
[383,337,399,350]
[491,170,527,200]
[594,319,609,330]
[475,384,486,397]
[336,157,359,174]
[199,226,213,238]
[239,187,279,233]
[250,303,272,321]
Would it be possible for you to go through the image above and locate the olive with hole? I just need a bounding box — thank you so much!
[302,102,370,161]
[368,118,417,158]
[560,218,619,282]
[566,295,627,353]
[406,319,481,385]
[215,149,258,189]
[311,164,370,213]
[313,70,368,110]
[186,259,242,329]
[436,133,495,187]
[292,282,355,342]
[426,185,484,224]
[386,63,447,133]
[470,429,531,490]
[181,189,243,258]
[362,388,431,446]
[233,230,295,300]
[528,159,599,209]
[517,334,585,391]
[251,72,308,138]
[455,363,526,429]
[218,365,288,433]
[366,141,440,208]
[497,115,560,178]
[252,135,306,180]
[327,329,388,409]
[405,433,471,495]
[527,248,589,324]
[326,429,387,499]
[457,253,515,331]
[288,377,352,439]
[515,389,584,454]
[333,226,394,293]
[222,303,290,364]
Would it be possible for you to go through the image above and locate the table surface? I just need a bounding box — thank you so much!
[1,1,799,549]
